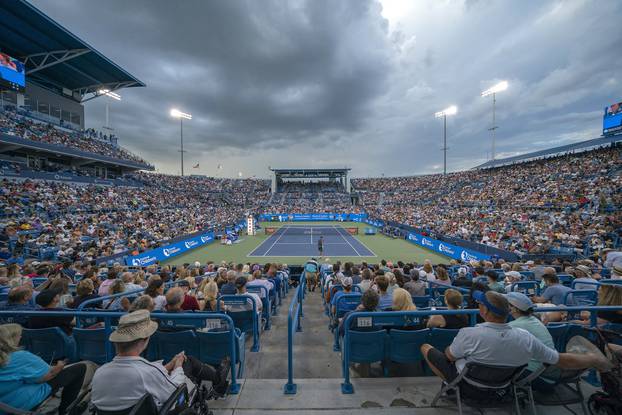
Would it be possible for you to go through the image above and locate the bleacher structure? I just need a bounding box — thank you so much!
[0,0,153,183]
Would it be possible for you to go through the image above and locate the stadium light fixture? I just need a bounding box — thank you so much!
[170,108,192,120]
[98,89,121,101]
[434,105,457,175]
[434,105,457,118]
[481,81,508,160]
[170,108,192,176]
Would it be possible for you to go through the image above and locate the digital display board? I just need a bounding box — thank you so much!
[603,101,622,136]
[0,52,25,91]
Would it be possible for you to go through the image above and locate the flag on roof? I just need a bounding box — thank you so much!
[193,163,199,168]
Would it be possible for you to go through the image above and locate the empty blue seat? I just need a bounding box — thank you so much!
[388,328,429,365]
[510,281,540,296]
[412,296,433,308]
[342,329,388,377]
[73,328,109,364]
[21,327,76,362]
[197,329,246,378]
[154,330,199,363]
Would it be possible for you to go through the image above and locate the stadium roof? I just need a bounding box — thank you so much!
[0,0,145,102]
[474,134,622,169]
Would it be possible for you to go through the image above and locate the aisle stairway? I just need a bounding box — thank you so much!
[244,286,343,378]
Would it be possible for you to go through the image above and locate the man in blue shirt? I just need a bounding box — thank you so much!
[533,274,574,305]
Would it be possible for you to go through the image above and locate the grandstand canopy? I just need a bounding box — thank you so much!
[0,0,145,102]
[474,134,622,169]
[270,168,351,179]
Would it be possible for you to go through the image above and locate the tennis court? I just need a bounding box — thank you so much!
[248,225,375,257]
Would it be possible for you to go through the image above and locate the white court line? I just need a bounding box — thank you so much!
[333,225,362,256]
[247,226,287,256]
[271,242,348,245]
[263,226,290,257]
[333,225,378,257]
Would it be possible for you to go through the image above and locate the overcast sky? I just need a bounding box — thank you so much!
[32,0,622,178]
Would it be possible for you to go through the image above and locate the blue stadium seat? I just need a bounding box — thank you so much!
[21,327,76,362]
[563,289,598,307]
[154,330,199,363]
[73,328,109,364]
[342,329,388,377]
[510,281,540,296]
[557,274,573,287]
[197,329,246,378]
[519,271,535,280]
[429,328,460,352]
[387,328,429,368]
[547,324,569,351]
[412,296,434,308]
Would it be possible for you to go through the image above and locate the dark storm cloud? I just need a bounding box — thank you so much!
[29,0,622,177]
[31,0,391,158]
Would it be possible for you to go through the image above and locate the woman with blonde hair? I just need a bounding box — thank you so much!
[391,287,417,311]
[596,283,622,324]
[201,279,225,312]
[420,261,436,282]
[0,324,89,414]
[389,288,426,330]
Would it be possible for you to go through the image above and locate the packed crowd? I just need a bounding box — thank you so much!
[0,249,621,412]
[310,256,621,401]
[0,259,290,413]
[0,109,150,165]
[353,146,622,255]
[264,181,357,214]
[0,175,271,262]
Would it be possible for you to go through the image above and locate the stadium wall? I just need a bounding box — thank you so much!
[24,83,85,129]
[258,213,368,222]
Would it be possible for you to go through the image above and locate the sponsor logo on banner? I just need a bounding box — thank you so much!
[408,233,419,243]
[438,243,455,255]
[163,248,171,257]
[422,238,434,247]
[460,250,479,262]
[184,240,198,249]
[201,235,211,243]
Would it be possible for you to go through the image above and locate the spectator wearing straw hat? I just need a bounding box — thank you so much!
[91,310,230,411]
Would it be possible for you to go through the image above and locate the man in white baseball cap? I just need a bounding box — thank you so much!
[91,310,230,411]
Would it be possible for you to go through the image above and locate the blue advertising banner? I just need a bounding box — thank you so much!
[125,231,215,266]
[405,231,490,262]
[258,213,368,222]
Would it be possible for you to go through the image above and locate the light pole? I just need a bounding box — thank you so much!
[434,105,457,175]
[98,89,121,132]
[170,108,192,176]
[481,81,508,160]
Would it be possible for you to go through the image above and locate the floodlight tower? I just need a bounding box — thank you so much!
[434,105,457,175]
[98,89,121,131]
[481,81,508,160]
[170,109,192,176]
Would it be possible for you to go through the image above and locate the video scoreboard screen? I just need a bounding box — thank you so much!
[0,52,25,92]
[603,100,622,136]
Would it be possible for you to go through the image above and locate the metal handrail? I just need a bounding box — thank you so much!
[339,305,622,394]
[0,310,241,394]
[284,272,306,394]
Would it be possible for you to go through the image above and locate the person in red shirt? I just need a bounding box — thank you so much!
[177,280,199,311]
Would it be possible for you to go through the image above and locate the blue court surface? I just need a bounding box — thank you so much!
[248,225,376,257]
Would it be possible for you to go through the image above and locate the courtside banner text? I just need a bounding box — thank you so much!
[126,231,215,266]
[259,213,368,222]
[406,231,490,262]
